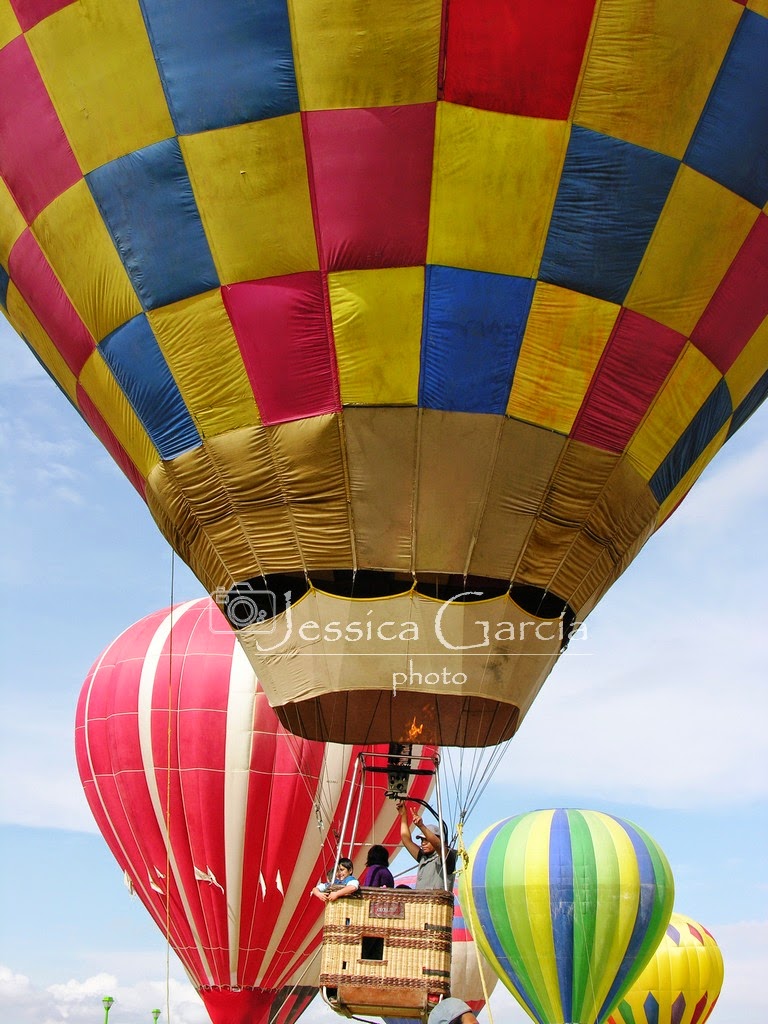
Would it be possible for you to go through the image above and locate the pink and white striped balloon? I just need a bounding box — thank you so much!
[75,598,434,1024]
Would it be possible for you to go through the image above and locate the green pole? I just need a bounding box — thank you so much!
[151,1011,161,1023]
[102,996,114,1024]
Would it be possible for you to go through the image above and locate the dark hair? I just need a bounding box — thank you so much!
[366,844,390,867]
[337,857,354,872]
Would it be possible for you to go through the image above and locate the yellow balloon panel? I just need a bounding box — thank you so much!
[79,350,159,479]
[628,344,722,480]
[0,176,25,264]
[575,0,742,158]
[147,290,261,437]
[726,316,768,408]
[181,116,319,284]
[625,167,760,336]
[288,0,442,110]
[508,283,620,434]
[26,0,174,172]
[329,267,423,405]
[5,285,78,404]
[0,4,21,51]
[428,104,568,278]
[33,180,142,342]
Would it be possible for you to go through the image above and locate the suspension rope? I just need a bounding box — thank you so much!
[267,948,321,1024]
[164,550,176,1024]
[456,821,494,1024]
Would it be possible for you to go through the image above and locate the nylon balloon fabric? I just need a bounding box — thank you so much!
[268,953,320,1024]
[606,912,724,1024]
[4,2,768,747]
[460,809,675,1024]
[268,986,316,1024]
[74,597,434,1024]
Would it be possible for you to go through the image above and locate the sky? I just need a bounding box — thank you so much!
[0,314,766,1024]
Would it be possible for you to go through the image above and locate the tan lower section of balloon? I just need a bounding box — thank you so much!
[145,408,660,623]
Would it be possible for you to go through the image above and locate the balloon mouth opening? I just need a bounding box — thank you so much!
[219,570,575,637]
[276,690,522,747]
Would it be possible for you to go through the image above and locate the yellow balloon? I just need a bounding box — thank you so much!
[607,912,724,1024]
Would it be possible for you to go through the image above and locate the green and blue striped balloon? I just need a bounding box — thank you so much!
[460,809,674,1024]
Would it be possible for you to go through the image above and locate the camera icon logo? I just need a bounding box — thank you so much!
[212,585,282,635]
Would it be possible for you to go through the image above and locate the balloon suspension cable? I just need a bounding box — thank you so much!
[283,712,364,836]
[282,729,332,821]
[163,549,176,1024]
[463,737,514,820]
[333,754,362,878]
[439,735,513,838]
[267,949,320,1024]
[346,762,367,860]
[456,821,495,1024]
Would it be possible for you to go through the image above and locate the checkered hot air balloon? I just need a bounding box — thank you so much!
[4,2,768,749]
[74,597,434,1024]
[460,809,675,1024]
[606,912,724,1024]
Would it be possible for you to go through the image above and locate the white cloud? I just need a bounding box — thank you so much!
[0,966,209,1024]
[0,324,113,514]
[0,410,86,513]
[0,769,95,832]
[51,484,88,506]
[36,463,80,484]
[48,971,117,1004]
[0,964,32,997]
[17,438,81,467]
[48,975,208,1024]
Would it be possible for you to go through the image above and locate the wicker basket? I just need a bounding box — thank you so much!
[320,887,454,1020]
